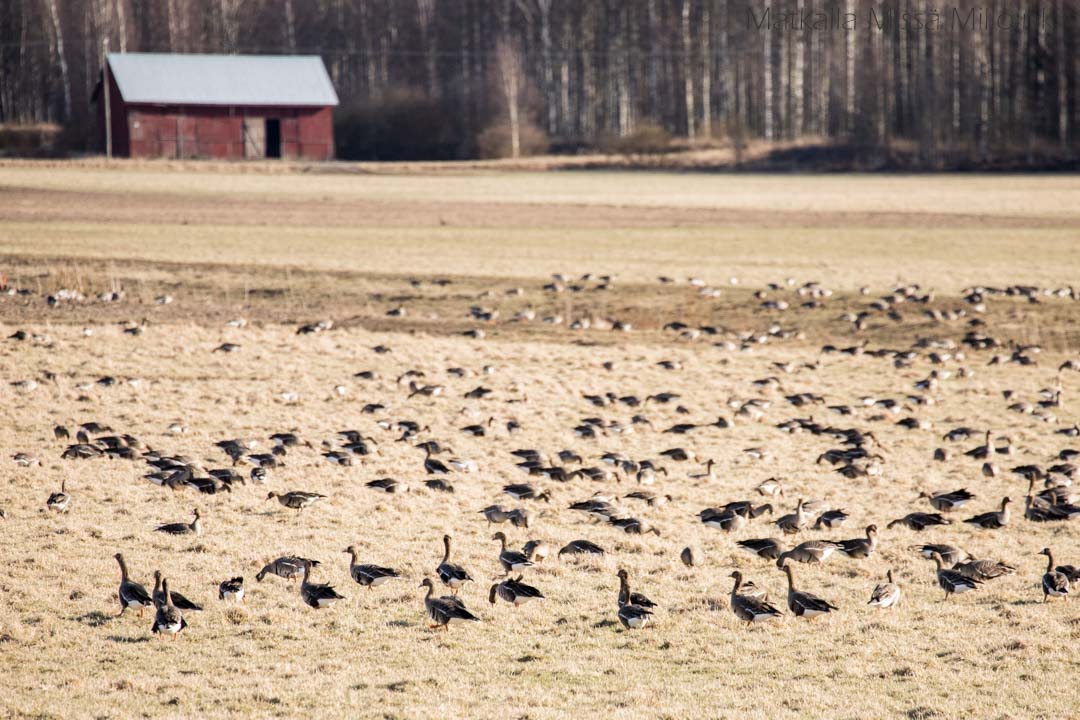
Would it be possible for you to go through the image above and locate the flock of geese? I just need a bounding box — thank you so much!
[6,276,1080,640]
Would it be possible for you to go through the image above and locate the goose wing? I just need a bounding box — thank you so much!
[790,590,838,616]
[437,561,473,583]
[121,580,153,607]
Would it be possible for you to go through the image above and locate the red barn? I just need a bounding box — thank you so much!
[93,53,339,160]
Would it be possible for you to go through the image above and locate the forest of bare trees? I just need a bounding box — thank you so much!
[1,0,1077,164]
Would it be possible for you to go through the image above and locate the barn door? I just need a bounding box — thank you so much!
[243,117,265,158]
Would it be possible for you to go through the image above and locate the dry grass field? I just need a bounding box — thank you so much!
[1,162,1079,719]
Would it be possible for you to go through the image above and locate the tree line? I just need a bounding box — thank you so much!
[1,0,1077,164]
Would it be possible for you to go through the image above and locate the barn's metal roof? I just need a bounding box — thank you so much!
[107,53,339,107]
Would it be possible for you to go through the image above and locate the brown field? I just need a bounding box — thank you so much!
[1,162,1079,719]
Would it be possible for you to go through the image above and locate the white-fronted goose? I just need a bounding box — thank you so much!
[151,578,187,638]
[701,508,746,532]
[489,575,545,607]
[558,539,605,557]
[755,477,785,497]
[680,546,698,567]
[623,491,672,507]
[1038,548,1070,602]
[887,512,951,531]
[688,459,717,481]
[918,488,975,512]
[963,497,1011,529]
[813,509,849,529]
[114,553,153,616]
[493,531,533,574]
[155,508,201,535]
[267,491,325,512]
[776,540,841,566]
[436,535,473,593]
[728,571,783,625]
[616,569,656,609]
[617,602,653,630]
[502,483,550,502]
[835,525,878,559]
[420,578,479,629]
[344,546,401,588]
[912,544,969,566]
[522,539,551,563]
[46,479,71,513]
[609,517,661,536]
[868,569,901,609]
[954,558,1016,581]
[775,499,808,534]
[152,570,202,611]
[218,577,244,603]
[780,561,838,619]
[299,559,344,608]
[929,551,981,600]
[256,556,319,582]
[736,538,784,560]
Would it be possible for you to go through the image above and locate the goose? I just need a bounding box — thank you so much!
[344,546,401,588]
[256,556,320,582]
[114,553,153,616]
[755,478,785,497]
[776,540,841,566]
[436,535,473,593]
[813,509,849,529]
[623,491,672,507]
[46,479,71,513]
[479,505,517,526]
[366,477,408,493]
[492,532,533,574]
[953,558,1016,582]
[609,517,661,535]
[218,577,244,603]
[152,571,203,611]
[912,544,969,566]
[616,569,656,609]
[617,602,653,630]
[963,497,1011,529]
[489,575,545,607]
[1038,548,1070,602]
[928,551,981,600]
[151,578,188,639]
[868,569,901,609]
[728,571,783,625]
[835,525,878,559]
[887,512,951,531]
[424,478,455,493]
[424,450,451,475]
[775,499,808,534]
[688,459,717,481]
[503,484,550,502]
[299,559,344,608]
[918,488,976,512]
[266,491,326,512]
[155,509,201,535]
[736,538,784,560]
[701,508,746,532]
[680,546,698,567]
[964,430,994,459]
[780,561,838,619]
[558,539,605,557]
[420,578,479,629]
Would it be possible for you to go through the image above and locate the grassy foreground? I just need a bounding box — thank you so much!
[0,163,1078,719]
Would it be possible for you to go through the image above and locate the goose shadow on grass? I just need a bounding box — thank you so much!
[107,634,150,643]
[74,611,112,628]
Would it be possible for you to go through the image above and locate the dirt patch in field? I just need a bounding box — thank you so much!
[1,185,1074,231]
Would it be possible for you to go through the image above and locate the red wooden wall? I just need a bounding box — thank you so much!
[97,71,335,161]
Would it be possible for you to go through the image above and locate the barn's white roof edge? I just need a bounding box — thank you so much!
[107,53,339,108]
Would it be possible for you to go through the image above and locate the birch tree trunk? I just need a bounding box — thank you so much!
[44,0,71,121]
[680,0,694,139]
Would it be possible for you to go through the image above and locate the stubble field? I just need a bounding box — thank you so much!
[1,163,1078,719]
